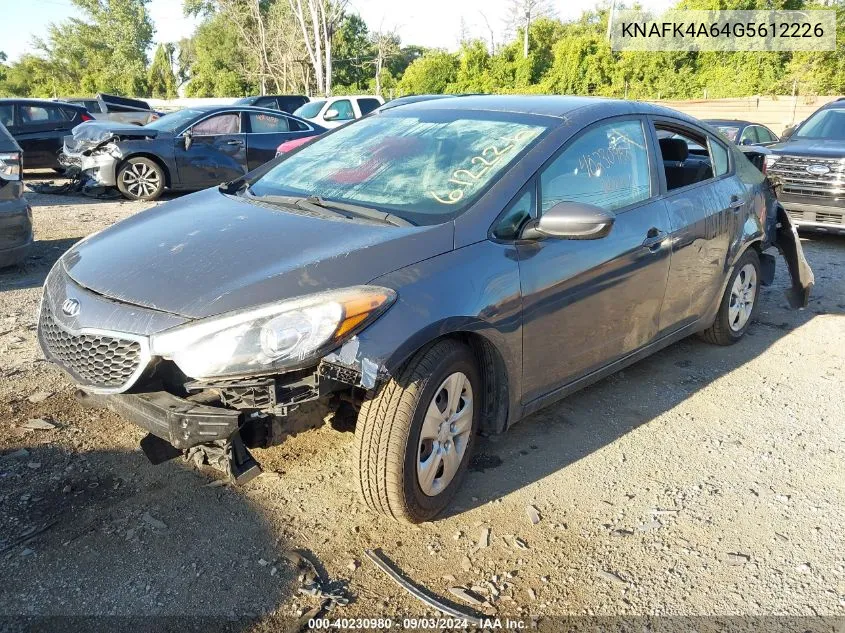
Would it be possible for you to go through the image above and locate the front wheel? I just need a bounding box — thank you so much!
[700,249,761,345]
[117,157,165,201]
[354,340,480,523]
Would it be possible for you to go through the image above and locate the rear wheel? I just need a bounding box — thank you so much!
[117,157,165,201]
[354,340,480,523]
[700,249,761,345]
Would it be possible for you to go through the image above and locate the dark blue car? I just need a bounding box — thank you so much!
[38,96,813,521]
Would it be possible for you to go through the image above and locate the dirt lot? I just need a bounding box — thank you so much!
[1,175,844,629]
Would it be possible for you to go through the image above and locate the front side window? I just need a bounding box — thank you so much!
[330,99,355,121]
[192,113,240,136]
[248,112,290,133]
[739,126,758,145]
[249,111,548,225]
[758,127,776,143]
[541,120,651,213]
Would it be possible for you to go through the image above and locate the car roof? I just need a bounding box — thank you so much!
[0,98,87,109]
[705,119,754,126]
[387,95,705,123]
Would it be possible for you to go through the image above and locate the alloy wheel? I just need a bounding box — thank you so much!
[728,263,757,332]
[121,161,161,199]
[417,372,473,497]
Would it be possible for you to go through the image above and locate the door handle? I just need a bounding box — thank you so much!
[642,228,668,251]
[226,139,244,146]
[729,196,745,210]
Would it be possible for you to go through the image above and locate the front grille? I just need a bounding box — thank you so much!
[815,211,844,225]
[769,156,845,199]
[39,302,144,390]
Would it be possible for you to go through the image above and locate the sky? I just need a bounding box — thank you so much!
[0,0,676,62]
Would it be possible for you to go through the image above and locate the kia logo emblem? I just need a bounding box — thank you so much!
[805,164,830,176]
[61,298,81,317]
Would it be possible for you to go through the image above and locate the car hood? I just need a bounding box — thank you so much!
[61,188,454,319]
[65,121,164,153]
[768,138,845,160]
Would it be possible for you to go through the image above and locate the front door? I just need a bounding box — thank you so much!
[517,117,672,402]
[174,111,248,189]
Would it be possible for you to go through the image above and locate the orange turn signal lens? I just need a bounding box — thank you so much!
[334,292,393,340]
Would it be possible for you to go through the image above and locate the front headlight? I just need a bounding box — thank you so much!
[763,155,779,173]
[150,286,396,379]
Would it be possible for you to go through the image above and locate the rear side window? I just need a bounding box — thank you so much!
[357,98,381,116]
[248,112,290,133]
[0,105,14,128]
[656,125,715,191]
[288,118,309,132]
[192,113,240,135]
[710,139,730,177]
[18,105,67,124]
[541,119,651,213]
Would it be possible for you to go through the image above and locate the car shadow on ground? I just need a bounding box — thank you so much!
[0,444,299,629]
[447,236,845,517]
[0,238,82,291]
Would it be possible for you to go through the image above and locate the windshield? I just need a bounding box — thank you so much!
[294,100,326,119]
[248,111,548,225]
[794,108,845,141]
[144,108,203,132]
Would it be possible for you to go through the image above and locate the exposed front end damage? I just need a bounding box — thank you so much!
[59,123,158,187]
[37,261,388,484]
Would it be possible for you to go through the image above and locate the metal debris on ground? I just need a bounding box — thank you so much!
[448,586,486,607]
[284,549,350,629]
[21,418,57,431]
[364,549,484,627]
[26,177,121,199]
[477,526,490,548]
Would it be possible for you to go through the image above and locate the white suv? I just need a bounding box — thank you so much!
[293,95,384,129]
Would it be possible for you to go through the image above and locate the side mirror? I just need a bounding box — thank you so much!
[521,201,614,241]
[184,130,193,150]
[323,108,340,121]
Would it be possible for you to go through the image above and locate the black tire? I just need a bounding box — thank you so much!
[354,339,480,523]
[116,157,165,201]
[700,249,761,345]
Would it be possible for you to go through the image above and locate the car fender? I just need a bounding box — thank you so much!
[321,239,524,428]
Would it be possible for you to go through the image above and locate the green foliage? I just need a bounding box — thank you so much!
[148,43,178,98]
[397,51,459,95]
[333,14,371,90]
[183,13,255,97]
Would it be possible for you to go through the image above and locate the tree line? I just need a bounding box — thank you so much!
[0,0,842,101]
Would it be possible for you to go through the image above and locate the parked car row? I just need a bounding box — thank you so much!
[0,121,33,268]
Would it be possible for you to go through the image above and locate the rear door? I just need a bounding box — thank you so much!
[174,111,247,188]
[651,118,745,334]
[13,103,73,169]
[516,117,672,402]
[244,110,314,169]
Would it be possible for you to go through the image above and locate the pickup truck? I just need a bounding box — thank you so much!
[59,94,160,127]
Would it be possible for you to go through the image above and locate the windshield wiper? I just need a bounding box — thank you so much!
[297,195,413,227]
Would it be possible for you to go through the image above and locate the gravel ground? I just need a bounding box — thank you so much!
[1,175,844,629]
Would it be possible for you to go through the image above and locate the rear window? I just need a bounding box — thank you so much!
[294,100,325,119]
[278,97,308,113]
[250,111,548,225]
[18,105,69,123]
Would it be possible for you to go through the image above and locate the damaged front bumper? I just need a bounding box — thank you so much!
[772,205,815,308]
[59,146,120,187]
